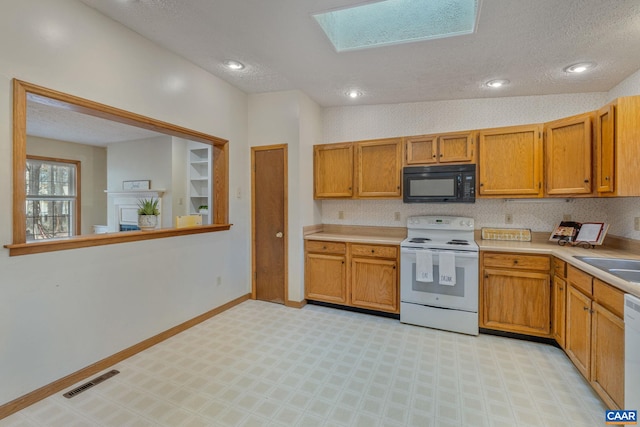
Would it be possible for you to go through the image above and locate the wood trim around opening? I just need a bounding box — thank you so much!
[0,293,251,420]
[10,79,230,254]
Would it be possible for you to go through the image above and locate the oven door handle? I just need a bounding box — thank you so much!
[401,249,479,259]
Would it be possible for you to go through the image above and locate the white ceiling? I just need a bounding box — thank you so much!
[76,0,640,107]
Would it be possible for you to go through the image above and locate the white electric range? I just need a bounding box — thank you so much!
[400,215,479,335]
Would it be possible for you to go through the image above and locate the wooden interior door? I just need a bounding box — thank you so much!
[252,145,287,304]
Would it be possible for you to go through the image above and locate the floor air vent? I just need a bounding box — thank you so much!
[63,369,120,398]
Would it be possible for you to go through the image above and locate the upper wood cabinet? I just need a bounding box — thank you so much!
[314,143,353,198]
[597,96,640,196]
[544,112,593,196]
[478,124,543,198]
[595,104,615,194]
[355,138,403,198]
[314,138,402,199]
[405,131,475,165]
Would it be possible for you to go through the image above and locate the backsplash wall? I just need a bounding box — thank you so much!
[322,197,640,240]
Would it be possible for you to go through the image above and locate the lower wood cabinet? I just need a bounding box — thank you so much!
[480,252,551,337]
[565,265,625,409]
[305,240,399,314]
[552,257,567,348]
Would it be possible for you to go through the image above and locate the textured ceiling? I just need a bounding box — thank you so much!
[27,100,164,146]
[75,0,640,107]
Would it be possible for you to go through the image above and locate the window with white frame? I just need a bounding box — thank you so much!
[25,156,79,241]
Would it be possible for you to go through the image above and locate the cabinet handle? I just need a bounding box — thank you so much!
[605,176,609,181]
[322,246,327,249]
[513,260,518,264]
[584,179,589,183]
[480,183,484,187]
[439,154,443,157]
[583,306,589,311]
[393,266,396,270]
[342,261,345,264]
[371,249,375,253]
[559,287,564,290]
[348,186,352,190]
[484,274,488,279]
[432,154,437,158]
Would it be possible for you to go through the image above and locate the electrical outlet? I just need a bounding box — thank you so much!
[505,213,513,224]
[635,217,640,231]
[216,276,222,286]
[338,211,345,220]
[394,212,401,221]
[563,214,572,221]
[236,187,242,199]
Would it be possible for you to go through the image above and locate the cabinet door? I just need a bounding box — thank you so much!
[481,268,551,336]
[305,252,347,304]
[545,112,593,195]
[405,135,437,165]
[595,104,615,194]
[591,302,624,409]
[438,132,475,163]
[356,138,402,198]
[314,143,353,198]
[478,125,543,197]
[351,257,398,313]
[565,285,592,379]
[552,274,567,348]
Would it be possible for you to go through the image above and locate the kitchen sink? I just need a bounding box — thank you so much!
[573,256,640,283]
[608,269,640,283]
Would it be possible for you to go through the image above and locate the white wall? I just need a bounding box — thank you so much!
[321,91,640,240]
[26,136,107,234]
[107,136,173,228]
[0,0,250,406]
[247,91,322,302]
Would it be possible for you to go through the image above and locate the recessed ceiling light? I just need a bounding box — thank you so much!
[224,60,245,70]
[346,90,362,99]
[564,62,596,74]
[485,79,509,88]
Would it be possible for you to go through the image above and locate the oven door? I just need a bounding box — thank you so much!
[400,248,478,312]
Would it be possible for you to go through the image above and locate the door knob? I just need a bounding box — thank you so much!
[276,232,283,238]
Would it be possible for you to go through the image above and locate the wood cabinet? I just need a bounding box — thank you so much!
[480,252,551,336]
[595,104,615,194]
[552,257,567,348]
[478,124,543,198]
[351,244,398,313]
[544,112,593,196]
[304,241,347,304]
[314,143,354,198]
[565,265,624,409]
[314,138,402,199]
[304,241,400,314]
[355,138,402,198]
[405,131,475,165]
[596,96,640,196]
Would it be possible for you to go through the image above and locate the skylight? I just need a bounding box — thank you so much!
[313,0,479,52]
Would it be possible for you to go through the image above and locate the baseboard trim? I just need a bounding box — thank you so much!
[0,293,251,420]
[285,299,307,309]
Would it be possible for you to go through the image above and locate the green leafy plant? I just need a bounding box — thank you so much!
[198,205,208,210]
[137,197,160,216]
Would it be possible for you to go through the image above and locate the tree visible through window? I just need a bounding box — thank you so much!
[26,156,80,241]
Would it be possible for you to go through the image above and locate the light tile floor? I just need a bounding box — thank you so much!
[1,300,606,427]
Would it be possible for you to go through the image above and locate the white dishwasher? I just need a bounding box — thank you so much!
[625,294,640,410]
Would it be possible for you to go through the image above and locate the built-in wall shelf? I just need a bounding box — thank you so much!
[188,145,212,224]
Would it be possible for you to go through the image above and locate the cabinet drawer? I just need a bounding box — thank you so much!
[567,265,593,295]
[351,244,398,259]
[593,279,624,318]
[305,241,347,254]
[483,253,550,271]
[553,258,566,278]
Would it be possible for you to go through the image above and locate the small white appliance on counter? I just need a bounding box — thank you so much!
[625,293,640,410]
[400,215,478,335]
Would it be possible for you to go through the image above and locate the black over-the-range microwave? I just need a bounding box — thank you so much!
[403,164,476,203]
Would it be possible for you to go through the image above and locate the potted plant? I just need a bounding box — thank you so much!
[137,197,160,231]
[198,204,208,215]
